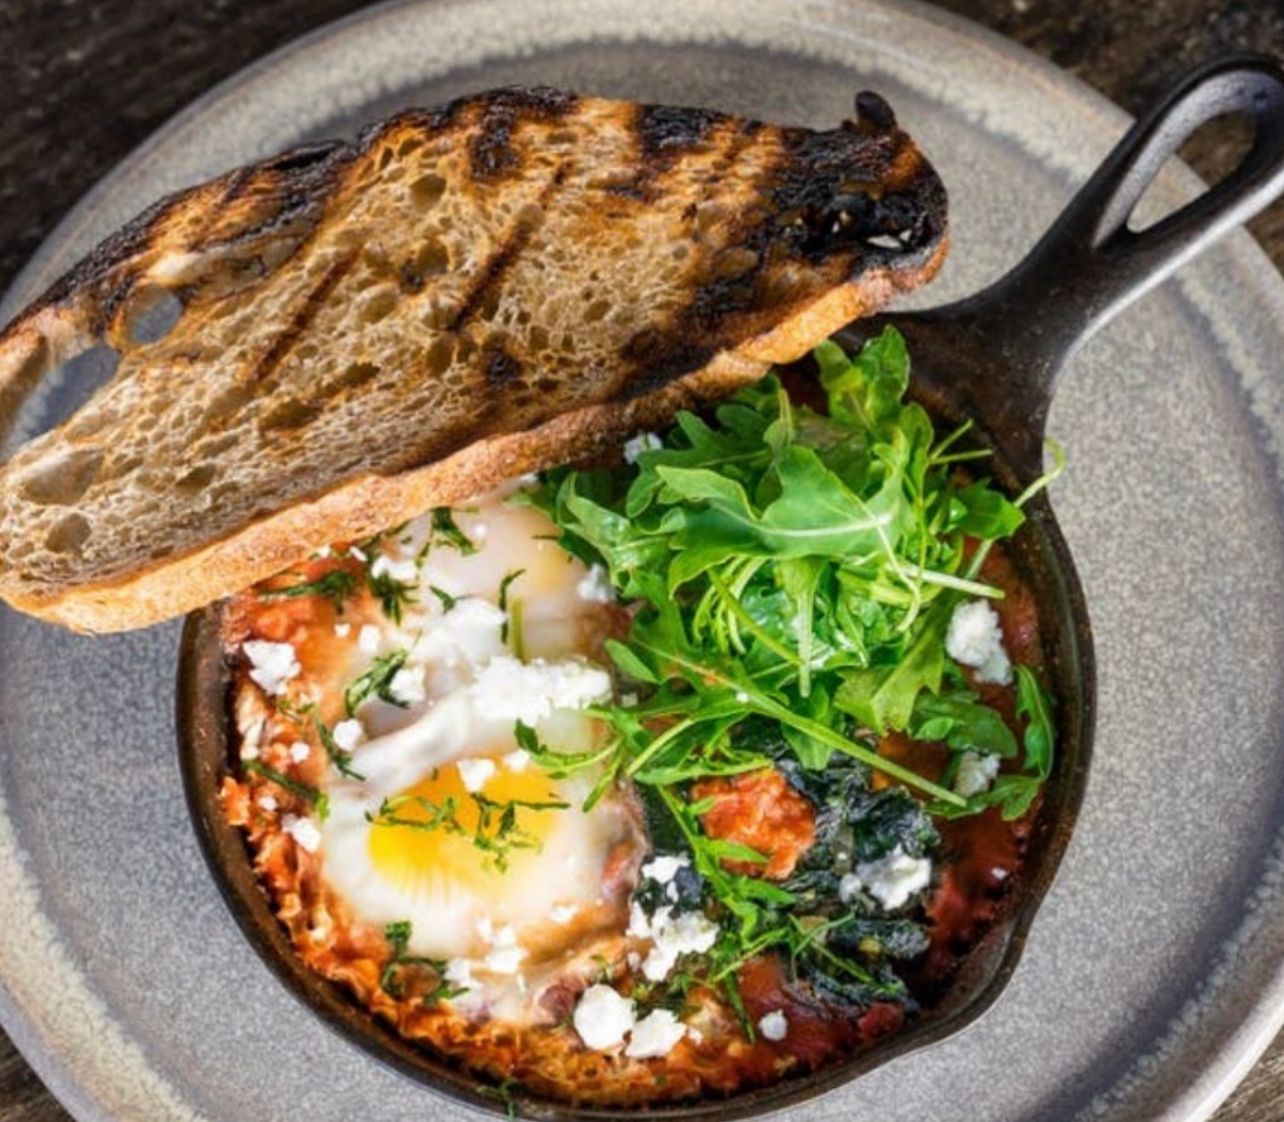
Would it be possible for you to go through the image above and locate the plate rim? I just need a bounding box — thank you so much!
[0,2,1281,1121]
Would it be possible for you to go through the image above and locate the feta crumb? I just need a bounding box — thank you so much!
[314,545,332,559]
[641,854,689,885]
[953,751,1000,797]
[627,901,652,940]
[331,719,365,752]
[444,958,474,991]
[457,757,496,793]
[287,741,310,764]
[240,744,260,761]
[841,846,932,911]
[758,1010,788,1042]
[416,598,506,668]
[282,814,322,853]
[348,545,368,562]
[484,945,527,974]
[641,907,719,982]
[627,951,642,971]
[549,904,579,925]
[468,656,612,724]
[945,599,1012,685]
[626,1009,687,1059]
[242,640,300,696]
[503,748,531,772]
[573,984,635,1050]
[357,624,382,656]
[388,666,426,705]
[257,795,278,812]
[333,622,352,638]
[370,553,418,583]
[575,563,614,603]
[623,431,662,463]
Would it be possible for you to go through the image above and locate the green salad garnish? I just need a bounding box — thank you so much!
[519,327,1060,1019]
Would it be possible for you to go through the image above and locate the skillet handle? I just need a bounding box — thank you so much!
[969,52,1284,366]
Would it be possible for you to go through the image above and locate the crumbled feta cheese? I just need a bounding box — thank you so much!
[841,846,932,911]
[945,599,1012,685]
[314,545,332,559]
[575,563,614,603]
[503,748,531,772]
[331,719,364,752]
[257,795,278,812]
[484,945,527,974]
[415,598,506,668]
[444,958,474,991]
[348,545,368,562]
[573,984,636,1050]
[242,640,300,696]
[240,744,260,761]
[758,1010,788,1042]
[627,901,653,939]
[288,741,311,764]
[457,757,496,793]
[468,656,611,724]
[626,1009,687,1058]
[388,666,427,705]
[953,751,1000,797]
[640,907,719,982]
[370,553,418,583]
[548,904,579,925]
[623,431,662,463]
[357,624,383,657]
[282,814,321,853]
[333,622,352,638]
[627,951,642,971]
[641,854,689,885]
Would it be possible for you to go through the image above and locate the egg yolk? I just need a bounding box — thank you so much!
[368,759,567,898]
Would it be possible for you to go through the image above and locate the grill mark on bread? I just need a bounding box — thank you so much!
[446,163,569,331]
[468,87,580,181]
[246,249,359,384]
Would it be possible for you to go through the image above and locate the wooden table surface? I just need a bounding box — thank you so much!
[0,0,1280,1118]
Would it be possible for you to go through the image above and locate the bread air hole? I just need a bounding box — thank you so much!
[121,284,183,346]
[18,448,103,505]
[45,512,92,554]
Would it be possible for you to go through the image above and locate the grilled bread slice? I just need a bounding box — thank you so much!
[0,87,946,633]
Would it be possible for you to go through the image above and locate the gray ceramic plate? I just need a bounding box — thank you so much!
[1,1,1281,1120]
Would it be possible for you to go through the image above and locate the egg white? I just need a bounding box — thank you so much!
[316,488,638,966]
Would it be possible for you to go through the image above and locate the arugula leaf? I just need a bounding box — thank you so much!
[909,689,1018,757]
[1015,665,1056,778]
[834,603,947,733]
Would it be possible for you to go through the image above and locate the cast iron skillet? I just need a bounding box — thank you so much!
[177,53,1284,1121]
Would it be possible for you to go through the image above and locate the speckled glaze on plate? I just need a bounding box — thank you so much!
[0,2,1280,1121]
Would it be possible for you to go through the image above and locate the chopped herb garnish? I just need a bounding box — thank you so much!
[428,585,458,612]
[344,649,410,717]
[258,568,358,612]
[367,786,568,874]
[316,717,365,780]
[365,567,418,625]
[243,759,329,820]
[418,507,478,560]
[498,568,525,650]
[380,920,463,1004]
